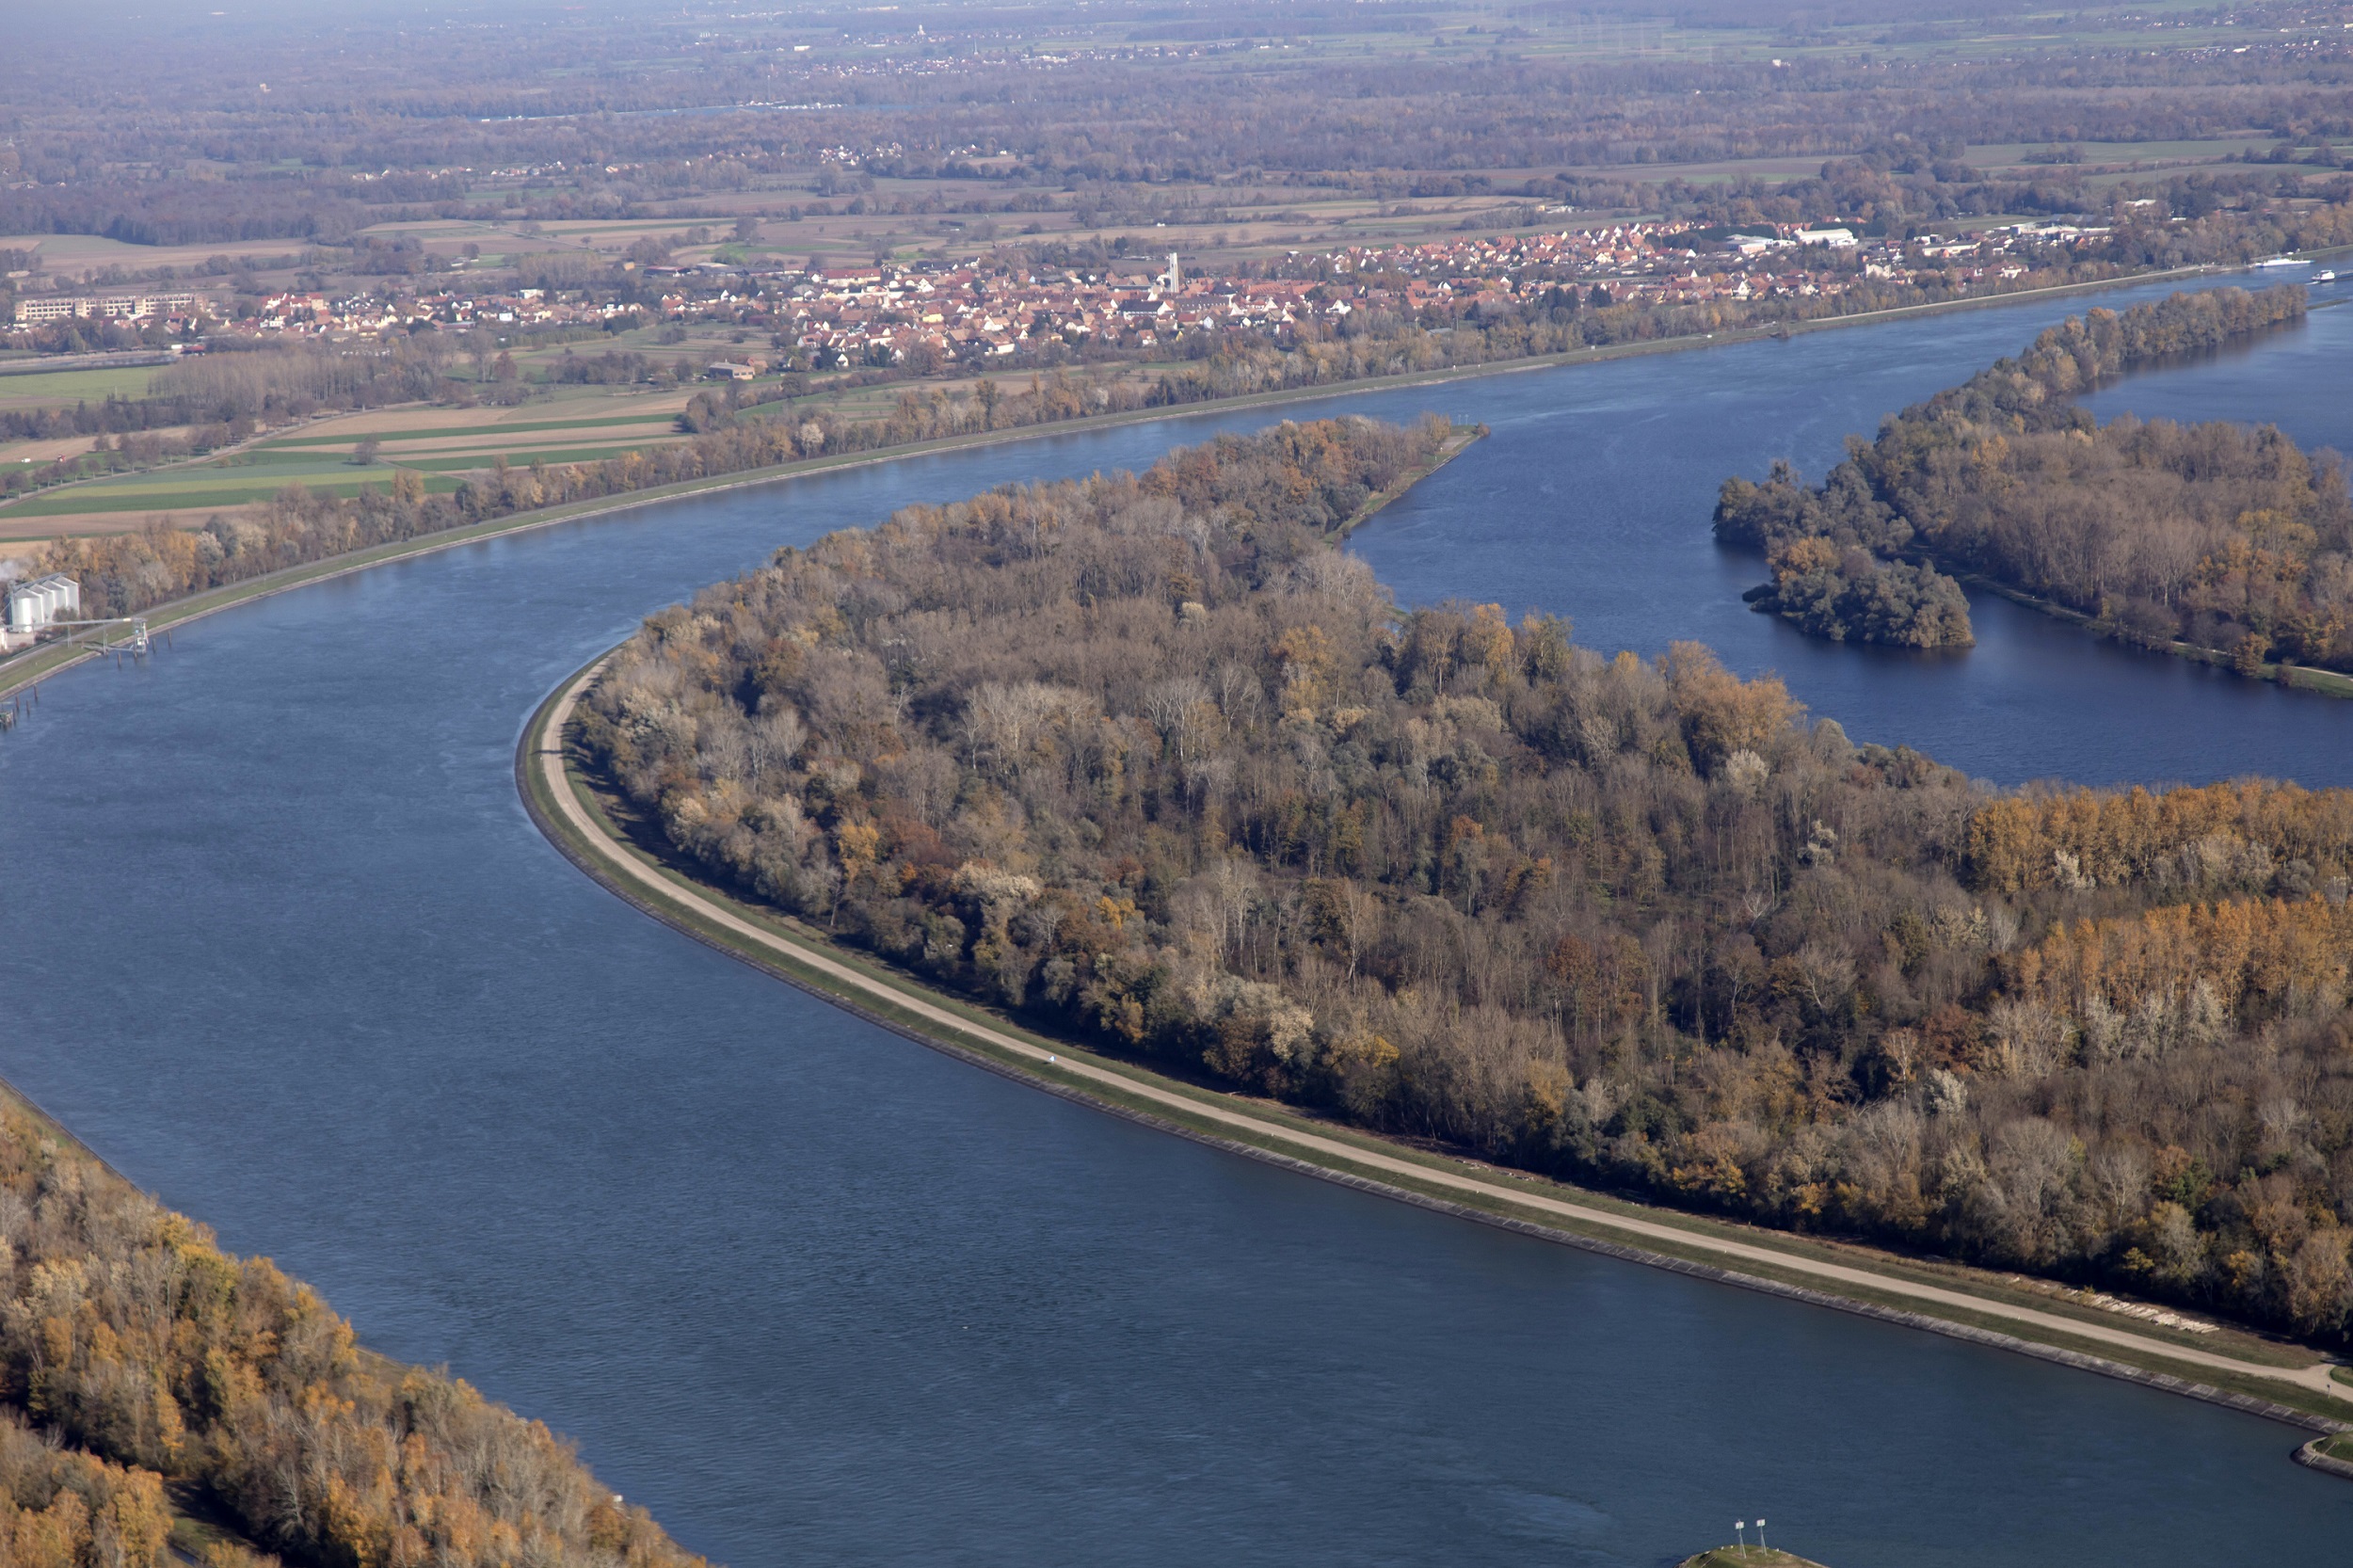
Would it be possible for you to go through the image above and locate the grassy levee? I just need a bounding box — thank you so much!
[519,654,2353,1439]
[253,411,686,448]
[2299,1432,2353,1480]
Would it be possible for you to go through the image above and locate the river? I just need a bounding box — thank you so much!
[2,277,2349,1568]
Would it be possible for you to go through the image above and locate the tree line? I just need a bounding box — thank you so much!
[0,1096,710,1568]
[2,344,453,452]
[14,254,2159,616]
[14,284,2325,656]
[1713,284,2351,672]
[573,414,2353,1345]
[0,345,478,506]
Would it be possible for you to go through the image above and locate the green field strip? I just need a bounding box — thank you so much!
[392,442,689,472]
[0,473,463,518]
[207,452,372,471]
[0,367,166,404]
[255,411,687,449]
[8,474,345,504]
[79,459,381,487]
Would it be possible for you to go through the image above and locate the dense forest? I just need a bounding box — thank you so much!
[0,1097,707,1568]
[576,415,2353,1346]
[1714,284,2353,671]
[1737,538,1977,648]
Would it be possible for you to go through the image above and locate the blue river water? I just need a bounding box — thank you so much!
[2,276,2349,1568]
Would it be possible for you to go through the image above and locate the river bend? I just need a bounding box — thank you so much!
[3,279,2349,1566]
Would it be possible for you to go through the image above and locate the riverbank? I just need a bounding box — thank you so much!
[1953,569,2353,699]
[0,1047,628,1568]
[0,1087,437,1441]
[1339,422,1487,534]
[0,264,2222,538]
[0,258,2231,544]
[519,648,2353,1448]
[2296,1435,2353,1480]
[0,259,2246,712]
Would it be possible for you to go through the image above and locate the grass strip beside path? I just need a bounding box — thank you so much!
[253,412,686,449]
[520,652,2353,1441]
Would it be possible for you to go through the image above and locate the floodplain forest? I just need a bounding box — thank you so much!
[1716,284,2353,676]
[578,415,2353,1348]
[0,1097,707,1568]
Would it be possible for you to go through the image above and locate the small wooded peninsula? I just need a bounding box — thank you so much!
[583,414,2353,1347]
[1716,285,2338,664]
[0,1096,708,1568]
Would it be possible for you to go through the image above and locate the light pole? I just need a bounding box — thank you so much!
[1756,1519,1769,1557]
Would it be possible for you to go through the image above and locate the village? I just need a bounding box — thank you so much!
[5,216,2120,373]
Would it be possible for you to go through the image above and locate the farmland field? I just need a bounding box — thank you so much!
[0,365,165,408]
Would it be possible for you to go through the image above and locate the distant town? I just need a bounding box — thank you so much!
[4,216,2124,372]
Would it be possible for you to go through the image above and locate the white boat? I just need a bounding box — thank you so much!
[2254,255,2312,268]
[2317,270,2338,282]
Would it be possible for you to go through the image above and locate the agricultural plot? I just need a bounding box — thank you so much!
[0,365,167,411]
[0,232,304,276]
[0,384,702,536]
[0,459,465,536]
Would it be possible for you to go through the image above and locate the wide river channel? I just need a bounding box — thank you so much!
[4,278,2351,1567]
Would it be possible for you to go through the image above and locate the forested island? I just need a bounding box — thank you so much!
[1736,539,1977,650]
[578,415,2353,1347]
[1716,284,2351,675]
[0,1097,706,1568]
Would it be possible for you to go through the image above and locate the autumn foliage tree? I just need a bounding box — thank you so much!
[580,414,2353,1347]
[0,1097,710,1568]
[1716,285,2353,671]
